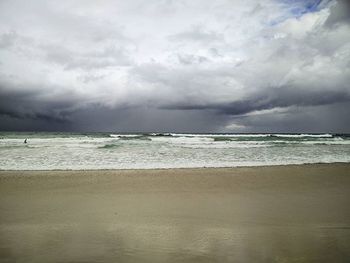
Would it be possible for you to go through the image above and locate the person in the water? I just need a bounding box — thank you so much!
[24,138,27,144]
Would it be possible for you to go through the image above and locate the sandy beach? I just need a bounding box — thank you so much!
[0,163,349,262]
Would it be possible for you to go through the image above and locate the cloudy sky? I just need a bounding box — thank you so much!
[0,0,349,132]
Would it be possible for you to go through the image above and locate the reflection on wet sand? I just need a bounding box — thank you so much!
[0,164,349,262]
[1,223,349,262]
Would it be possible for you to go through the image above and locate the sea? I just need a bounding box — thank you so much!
[0,132,349,170]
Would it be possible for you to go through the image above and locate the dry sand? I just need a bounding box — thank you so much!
[0,164,350,262]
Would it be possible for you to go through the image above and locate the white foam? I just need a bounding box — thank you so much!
[170,133,271,138]
[272,133,333,138]
[0,133,349,170]
[110,134,138,138]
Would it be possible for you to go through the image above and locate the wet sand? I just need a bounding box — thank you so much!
[0,164,350,262]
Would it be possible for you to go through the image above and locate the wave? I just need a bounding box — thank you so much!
[270,134,333,138]
[213,137,233,141]
[110,133,174,138]
[98,143,120,149]
[169,133,271,138]
[110,134,138,138]
[0,145,32,149]
[149,133,173,137]
[165,133,341,141]
[169,133,333,138]
[119,136,151,141]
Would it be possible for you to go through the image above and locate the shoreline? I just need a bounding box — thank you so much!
[0,161,349,174]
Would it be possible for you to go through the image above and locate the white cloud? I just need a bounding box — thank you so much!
[0,0,349,131]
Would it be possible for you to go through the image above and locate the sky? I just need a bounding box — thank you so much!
[0,0,349,133]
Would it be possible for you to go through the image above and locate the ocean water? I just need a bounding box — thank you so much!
[0,132,349,170]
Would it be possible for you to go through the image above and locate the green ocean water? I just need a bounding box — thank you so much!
[0,132,349,170]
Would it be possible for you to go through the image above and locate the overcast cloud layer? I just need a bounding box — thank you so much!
[0,0,349,132]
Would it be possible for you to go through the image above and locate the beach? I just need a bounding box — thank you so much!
[0,163,350,262]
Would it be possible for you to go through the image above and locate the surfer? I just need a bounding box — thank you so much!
[24,138,27,144]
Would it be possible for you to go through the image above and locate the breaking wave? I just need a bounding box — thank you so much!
[0,132,349,170]
[98,143,120,149]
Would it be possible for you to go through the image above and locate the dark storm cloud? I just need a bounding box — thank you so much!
[324,0,350,27]
[162,88,350,116]
[227,101,350,133]
[69,106,228,133]
[0,74,85,124]
[0,0,349,132]
[0,87,75,123]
